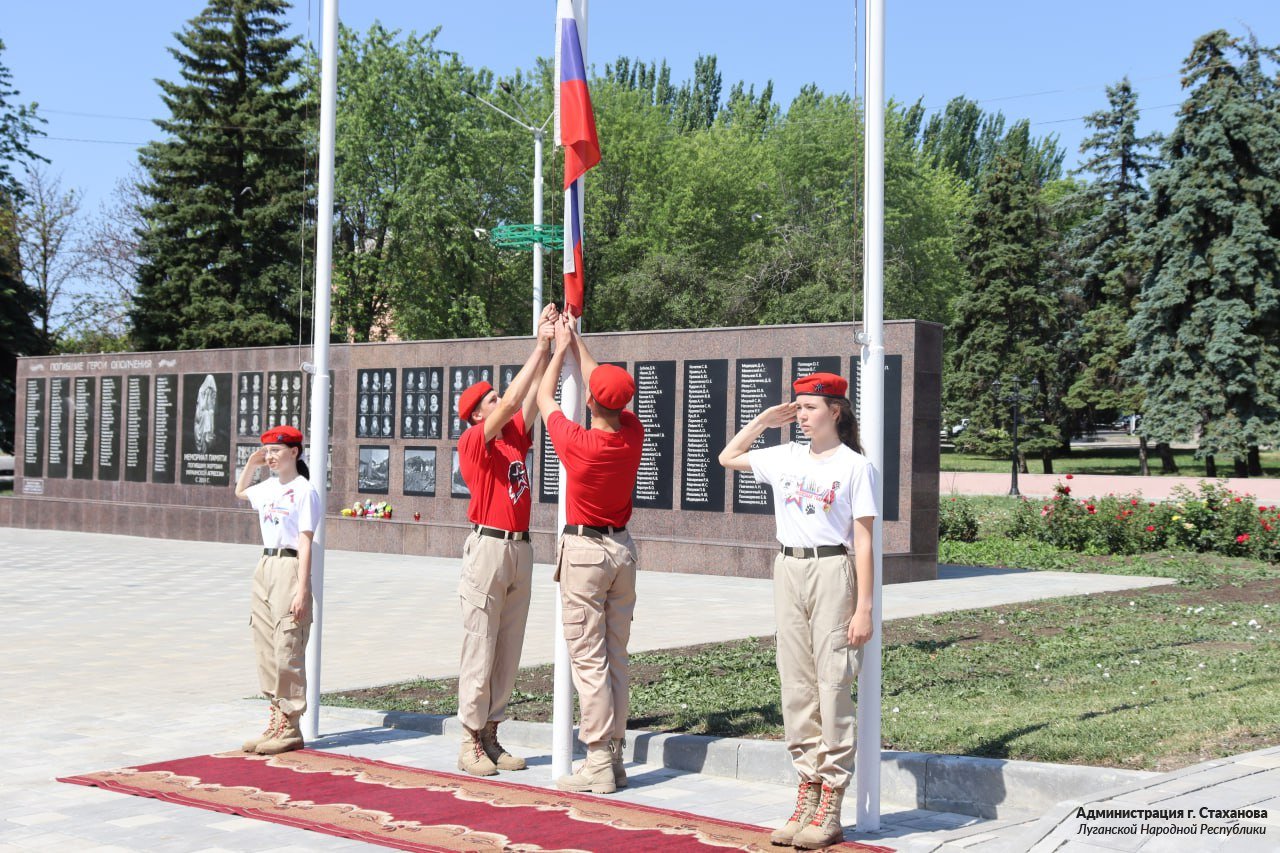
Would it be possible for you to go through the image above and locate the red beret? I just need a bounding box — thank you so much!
[793,372,847,399]
[589,364,635,410]
[260,424,304,446]
[459,381,494,422]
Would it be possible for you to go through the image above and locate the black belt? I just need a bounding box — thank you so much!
[263,547,298,558]
[780,544,846,559]
[473,524,530,542]
[563,524,626,540]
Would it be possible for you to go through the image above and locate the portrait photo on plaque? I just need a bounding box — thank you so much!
[357,445,390,494]
[236,372,262,437]
[448,365,491,439]
[450,447,469,498]
[403,447,437,497]
[498,364,520,396]
[180,372,232,486]
[268,370,303,430]
[356,369,396,437]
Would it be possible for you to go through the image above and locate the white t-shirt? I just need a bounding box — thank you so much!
[748,442,880,548]
[246,475,320,549]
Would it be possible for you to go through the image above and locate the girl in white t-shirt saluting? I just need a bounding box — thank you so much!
[233,424,320,756]
[719,372,878,850]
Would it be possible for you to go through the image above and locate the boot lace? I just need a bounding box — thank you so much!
[809,785,835,825]
[789,780,816,822]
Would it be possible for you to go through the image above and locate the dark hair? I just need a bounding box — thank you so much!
[827,397,863,453]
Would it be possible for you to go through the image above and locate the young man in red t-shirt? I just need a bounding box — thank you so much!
[454,303,558,776]
[537,313,644,794]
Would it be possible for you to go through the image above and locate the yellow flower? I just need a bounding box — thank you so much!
[1172,515,1181,521]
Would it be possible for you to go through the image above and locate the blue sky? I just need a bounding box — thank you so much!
[4,0,1278,215]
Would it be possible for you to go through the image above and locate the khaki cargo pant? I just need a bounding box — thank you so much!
[556,531,637,747]
[457,532,534,731]
[250,555,311,717]
[774,551,864,790]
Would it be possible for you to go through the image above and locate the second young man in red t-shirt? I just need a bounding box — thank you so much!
[537,313,644,794]
[454,304,558,776]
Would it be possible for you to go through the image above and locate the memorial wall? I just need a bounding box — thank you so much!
[3,321,942,582]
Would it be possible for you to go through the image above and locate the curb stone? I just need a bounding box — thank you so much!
[315,704,1155,820]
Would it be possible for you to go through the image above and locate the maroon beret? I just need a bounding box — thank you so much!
[260,424,304,446]
[459,381,494,422]
[793,372,848,399]
[589,364,635,410]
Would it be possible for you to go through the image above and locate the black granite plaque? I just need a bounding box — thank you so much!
[267,370,304,431]
[538,372,565,504]
[732,358,782,514]
[152,374,177,484]
[632,360,675,509]
[355,369,396,439]
[449,365,492,439]
[401,368,442,439]
[237,372,263,437]
[450,447,469,498]
[97,375,122,481]
[849,354,901,522]
[234,443,265,488]
[72,377,96,480]
[124,376,149,483]
[23,378,45,478]
[180,372,232,486]
[681,359,727,512]
[790,356,843,442]
[358,445,390,494]
[403,447,437,497]
[48,377,71,479]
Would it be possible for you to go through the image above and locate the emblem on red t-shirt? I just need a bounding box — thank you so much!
[508,460,530,504]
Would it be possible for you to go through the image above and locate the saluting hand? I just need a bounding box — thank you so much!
[247,448,268,468]
[756,402,799,429]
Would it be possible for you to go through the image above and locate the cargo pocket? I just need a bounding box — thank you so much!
[821,622,855,689]
[459,582,493,637]
[562,605,587,642]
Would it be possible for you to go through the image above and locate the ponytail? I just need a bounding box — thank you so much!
[827,397,863,453]
[297,457,311,481]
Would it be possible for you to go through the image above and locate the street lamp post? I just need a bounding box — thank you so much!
[463,89,553,336]
[993,376,1039,497]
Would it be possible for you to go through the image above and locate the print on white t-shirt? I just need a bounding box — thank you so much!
[748,442,879,549]
[246,475,320,549]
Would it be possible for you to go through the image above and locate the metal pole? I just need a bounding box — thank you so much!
[532,129,544,335]
[856,0,885,832]
[1009,382,1021,497]
[300,0,338,743]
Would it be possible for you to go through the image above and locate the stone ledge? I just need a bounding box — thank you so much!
[318,705,1155,820]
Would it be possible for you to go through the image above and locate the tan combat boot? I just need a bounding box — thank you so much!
[792,784,845,849]
[556,745,617,794]
[457,726,498,777]
[770,779,821,846]
[241,704,281,753]
[255,711,304,755]
[610,737,628,788]
[480,721,526,771]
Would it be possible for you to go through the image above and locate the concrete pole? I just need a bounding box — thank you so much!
[856,0,885,832]
[300,0,338,743]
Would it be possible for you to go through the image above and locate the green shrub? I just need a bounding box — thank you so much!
[939,495,980,542]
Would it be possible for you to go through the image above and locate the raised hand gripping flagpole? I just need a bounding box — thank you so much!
[300,0,338,742]
[551,0,599,780]
[856,0,886,831]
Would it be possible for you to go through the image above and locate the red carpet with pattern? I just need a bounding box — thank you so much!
[58,750,893,852]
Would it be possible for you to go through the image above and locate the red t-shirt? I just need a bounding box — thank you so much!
[458,411,534,531]
[546,410,645,527]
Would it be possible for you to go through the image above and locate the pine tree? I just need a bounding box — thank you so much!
[947,153,1063,471]
[1125,31,1280,477]
[130,0,312,351]
[1058,79,1169,471]
[0,37,48,452]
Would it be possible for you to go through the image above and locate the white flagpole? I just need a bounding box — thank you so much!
[300,0,338,743]
[856,0,885,832]
[551,0,589,782]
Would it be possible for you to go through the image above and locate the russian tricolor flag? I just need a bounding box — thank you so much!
[554,0,600,317]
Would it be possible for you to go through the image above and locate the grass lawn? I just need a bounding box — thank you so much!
[324,552,1279,772]
[941,444,1280,478]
